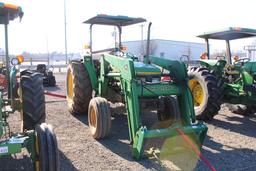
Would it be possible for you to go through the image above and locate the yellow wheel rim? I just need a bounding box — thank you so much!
[189,79,205,107]
[67,69,74,99]
[89,105,97,134]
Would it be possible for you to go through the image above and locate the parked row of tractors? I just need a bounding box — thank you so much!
[0,2,255,171]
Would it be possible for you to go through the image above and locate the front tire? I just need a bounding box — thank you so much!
[88,97,111,139]
[20,72,46,131]
[157,96,181,121]
[34,123,59,171]
[188,67,222,120]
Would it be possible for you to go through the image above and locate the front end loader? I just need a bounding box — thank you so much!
[188,27,256,120]
[0,3,59,170]
[66,15,207,159]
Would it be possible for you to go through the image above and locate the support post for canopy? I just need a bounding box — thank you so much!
[205,38,210,59]
[226,40,232,64]
[4,12,10,98]
[89,24,93,54]
[117,26,122,49]
[145,22,152,64]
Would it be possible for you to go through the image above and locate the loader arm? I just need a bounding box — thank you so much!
[99,54,207,159]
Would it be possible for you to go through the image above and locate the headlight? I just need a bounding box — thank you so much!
[11,58,19,65]
[11,55,24,66]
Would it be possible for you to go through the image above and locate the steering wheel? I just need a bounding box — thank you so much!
[125,52,138,61]
[180,55,189,67]
[234,57,250,65]
[215,55,225,60]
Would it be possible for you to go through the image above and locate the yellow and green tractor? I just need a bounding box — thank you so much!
[66,15,208,159]
[0,3,59,170]
[188,27,256,120]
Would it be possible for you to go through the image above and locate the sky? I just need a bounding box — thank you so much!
[1,0,256,54]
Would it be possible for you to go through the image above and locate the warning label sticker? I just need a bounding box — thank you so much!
[0,146,8,154]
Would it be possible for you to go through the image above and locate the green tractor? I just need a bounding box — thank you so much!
[188,27,256,120]
[0,3,59,170]
[66,14,207,159]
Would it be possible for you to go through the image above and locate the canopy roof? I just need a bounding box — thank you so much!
[83,14,146,26]
[0,2,23,24]
[197,27,256,40]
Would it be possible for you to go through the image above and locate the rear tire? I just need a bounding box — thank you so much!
[188,67,222,120]
[20,72,45,131]
[66,61,92,115]
[88,97,111,139]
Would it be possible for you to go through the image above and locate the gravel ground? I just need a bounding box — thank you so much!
[0,73,256,171]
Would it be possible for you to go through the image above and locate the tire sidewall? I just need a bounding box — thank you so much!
[189,70,209,116]
[66,65,74,109]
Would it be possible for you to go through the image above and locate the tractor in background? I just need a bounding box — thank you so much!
[188,27,256,120]
[36,64,56,87]
[0,3,59,170]
[66,14,208,159]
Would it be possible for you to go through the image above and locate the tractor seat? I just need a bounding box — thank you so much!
[134,62,161,77]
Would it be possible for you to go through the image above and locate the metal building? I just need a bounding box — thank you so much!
[123,39,205,62]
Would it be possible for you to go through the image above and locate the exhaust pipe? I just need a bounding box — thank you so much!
[145,22,152,64]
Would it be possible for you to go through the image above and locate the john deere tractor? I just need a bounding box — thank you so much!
[66,15,207,159]
[188,27,256,120]
[0,3,59,170]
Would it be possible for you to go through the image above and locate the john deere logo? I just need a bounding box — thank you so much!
[148,85,174,92]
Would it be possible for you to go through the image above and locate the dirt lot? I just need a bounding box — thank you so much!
[0,73,256,171]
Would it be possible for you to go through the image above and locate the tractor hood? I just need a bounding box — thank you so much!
[134,62,161,76]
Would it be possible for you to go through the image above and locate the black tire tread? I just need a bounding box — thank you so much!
[35,124,48,171]
[21,73,45,131]
[67,61,92,115]
[48,76,56,87]
[188,67,222,120]
[35,123,59,171]
[88,97,111,139]
[157,96,181,121]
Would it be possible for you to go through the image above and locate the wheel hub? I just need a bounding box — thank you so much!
[189,79,204,107]
[89,106,97,133]
[67,70,73,99]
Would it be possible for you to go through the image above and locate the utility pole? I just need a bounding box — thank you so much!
[140,24,144,58]
[46,36,50,66]
[64,0,68,64]
[244,45,256,61]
